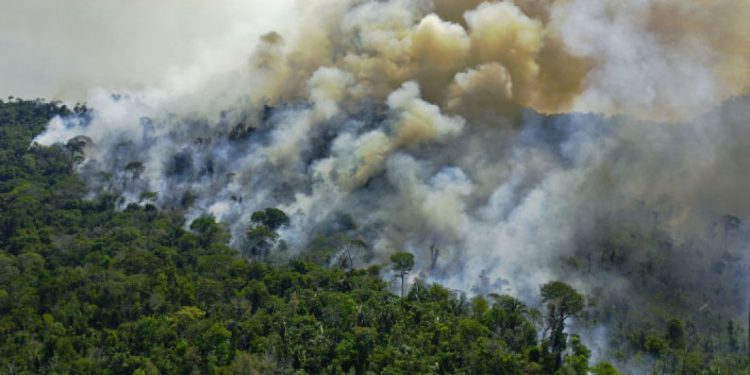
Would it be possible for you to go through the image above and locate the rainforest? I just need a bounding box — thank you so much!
[3,1,750,374]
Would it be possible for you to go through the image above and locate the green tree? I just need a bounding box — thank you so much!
[390,251,414,297]
[487,295,537,352]
[245,208,289,260]
[540,281,585,372]
[591,361,622,375]
[245,225,279,260]
[559,334,590,374]
[251,208,290,230]
[190,215,229,247]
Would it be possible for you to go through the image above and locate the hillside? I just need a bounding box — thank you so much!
[0,98,618,375]
[3,99,750,374]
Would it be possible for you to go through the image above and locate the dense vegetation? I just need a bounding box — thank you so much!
[0,98,747,374]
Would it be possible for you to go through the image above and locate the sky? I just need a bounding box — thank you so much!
[0,0,293,101]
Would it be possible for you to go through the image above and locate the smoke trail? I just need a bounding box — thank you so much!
[30,0,750,332]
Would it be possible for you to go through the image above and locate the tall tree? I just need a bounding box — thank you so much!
[390,251,414,297]
[540,281,585,372]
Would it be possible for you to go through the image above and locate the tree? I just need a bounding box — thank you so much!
[190,215,229,247]
[487,295,537,352]
[125,161,145,179]
[666,319,686,350]
[429,244,439,270]
[245,225,279,260]
[591,361,622,375]
[559,334,590,374]
[251,208,290,231]
[245,208,289,260]
[333,238,368,271]
[390,251,414,297]
[540,281,585,372]
[727,320,739,353]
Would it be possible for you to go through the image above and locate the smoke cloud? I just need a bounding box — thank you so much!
[26,0,750,355]
[550,0,750,121]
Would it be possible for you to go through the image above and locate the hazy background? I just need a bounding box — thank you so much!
[0,0,293,101]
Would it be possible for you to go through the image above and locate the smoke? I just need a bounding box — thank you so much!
[550,0,750,122]
[27,0,750,351]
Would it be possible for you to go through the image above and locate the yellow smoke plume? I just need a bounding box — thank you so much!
[252,0,750,124]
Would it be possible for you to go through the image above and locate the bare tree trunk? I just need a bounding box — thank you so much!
[429,245,440,270]
[400,274,405,298]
